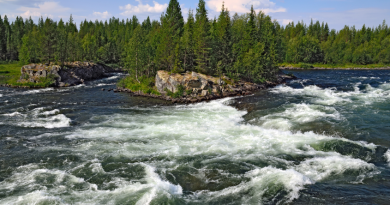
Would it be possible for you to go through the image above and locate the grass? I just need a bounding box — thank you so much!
[117,75,160,95]
[0,62,56,87]
[0,62,23,85]
[279,62,390,69]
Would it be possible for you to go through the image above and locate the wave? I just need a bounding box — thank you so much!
[2,107,71,129]
[59,97,381,203]
[271,82,390,105]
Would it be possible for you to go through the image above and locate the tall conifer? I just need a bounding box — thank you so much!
[194,0,210,73]
[156,0,184,71]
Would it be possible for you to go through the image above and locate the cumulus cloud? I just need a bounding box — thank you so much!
[119,0,168,16]
[93,11,110,19]
[18,1,70,18]
[206,0,286,14]
[281,19,293,25]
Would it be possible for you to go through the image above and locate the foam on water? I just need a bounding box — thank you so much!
[1,75,388,204]
[385,150,390,167]
[21,88,54,95]
[2,107,71,129]
[272,82,390,106]
[58,98,379,203]
[258,103,341,130]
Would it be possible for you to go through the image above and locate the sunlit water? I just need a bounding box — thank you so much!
[0,70,390,204]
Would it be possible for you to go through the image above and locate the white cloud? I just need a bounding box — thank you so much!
[93,11,110,19]
[18,1,70,18]
[206,0,286,14]
[281,19,293,25]
[119,0,168,16]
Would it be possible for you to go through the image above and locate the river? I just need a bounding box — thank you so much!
[0,70,390,204]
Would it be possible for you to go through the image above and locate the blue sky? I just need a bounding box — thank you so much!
[1,0,389,30]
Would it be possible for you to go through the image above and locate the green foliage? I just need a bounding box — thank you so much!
[0,62,22,84]
[299,63,314,69]
[1,5,389,88]
[164,84,185,98]
[117,75,160,95]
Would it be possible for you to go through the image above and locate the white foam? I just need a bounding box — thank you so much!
[199,166,312,204]
[272,82,390,106]
[22,88,54,94]
[295,156,377,182]
[2,112,25,117]
[259,103,341,130]
[20,114,71,128]
[385,150,390,167]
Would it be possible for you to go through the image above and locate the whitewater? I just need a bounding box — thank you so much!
[0,70,389,204]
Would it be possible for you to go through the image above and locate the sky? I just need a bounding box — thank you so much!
[0,0,389,30]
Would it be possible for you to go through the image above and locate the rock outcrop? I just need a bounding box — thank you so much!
[114,70,296,104]
[18,62,121,87]
[153,70,268,101]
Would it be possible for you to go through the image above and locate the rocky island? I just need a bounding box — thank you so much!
[115,70,295,104]
[16,61,121,87]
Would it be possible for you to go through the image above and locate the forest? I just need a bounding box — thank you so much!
[0,0,390,83]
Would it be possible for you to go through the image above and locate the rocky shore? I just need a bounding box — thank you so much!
[15,61,121,87]
[114,70,295,104]
[280,66,390,70]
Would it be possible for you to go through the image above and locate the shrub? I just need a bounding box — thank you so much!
[299,63,314,69]
[117,75,160,95]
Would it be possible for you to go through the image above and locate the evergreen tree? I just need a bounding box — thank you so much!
[124,25,145,82]
[56,19,67,64]
[0,15,6,60]
[156,0,184,71]
[40,18,57,63]
[181,10,195,72]
[215,3,232,76]
[193,0,210,74]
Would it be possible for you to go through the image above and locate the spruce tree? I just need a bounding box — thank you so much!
[215,3,232,76]
[182,10,195,72]
[193,0,210,74]
[0,15,6,60]
[156,0,184,71]
[40,18,57,63]
[124,25,145,82]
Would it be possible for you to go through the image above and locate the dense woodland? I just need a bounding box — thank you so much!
[0,0,390,83]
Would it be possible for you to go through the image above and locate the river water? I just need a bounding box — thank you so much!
[0,70,390,204]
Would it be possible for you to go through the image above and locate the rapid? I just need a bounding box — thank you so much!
[0,70,390,204]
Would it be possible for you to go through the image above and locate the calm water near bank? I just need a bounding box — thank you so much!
[0,70,390,204]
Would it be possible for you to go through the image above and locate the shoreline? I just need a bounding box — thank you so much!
[280,66,390,70]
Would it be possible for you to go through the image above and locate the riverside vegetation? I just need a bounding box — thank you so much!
[0,0,389,90]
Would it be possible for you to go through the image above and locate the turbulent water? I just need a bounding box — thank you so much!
[1,70,390,204]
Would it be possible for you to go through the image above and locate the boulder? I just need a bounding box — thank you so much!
[201,90,209,96]
[18,62,118,87]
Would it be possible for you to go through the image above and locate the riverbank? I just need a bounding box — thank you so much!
[279,63,390,70]
[114,70,296,104]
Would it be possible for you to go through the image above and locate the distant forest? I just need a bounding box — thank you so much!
[0,0,389,82]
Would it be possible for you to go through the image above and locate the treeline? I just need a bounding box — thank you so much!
[0,0,389,83]
[284,20,390,65]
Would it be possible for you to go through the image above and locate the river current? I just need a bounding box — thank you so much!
[0,70,390,204]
